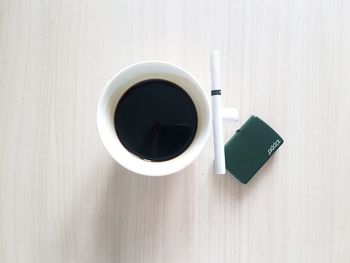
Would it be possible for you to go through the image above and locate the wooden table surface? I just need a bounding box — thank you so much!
[1,0,350,262]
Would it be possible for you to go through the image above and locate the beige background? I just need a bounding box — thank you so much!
[1,0,350,262]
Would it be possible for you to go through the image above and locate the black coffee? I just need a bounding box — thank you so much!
[114,79,198,161]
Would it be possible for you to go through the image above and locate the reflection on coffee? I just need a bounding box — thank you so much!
[114,79,198,161]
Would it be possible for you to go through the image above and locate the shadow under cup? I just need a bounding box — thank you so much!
[97,61,211,176]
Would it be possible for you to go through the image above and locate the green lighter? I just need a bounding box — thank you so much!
[225,116,284,184]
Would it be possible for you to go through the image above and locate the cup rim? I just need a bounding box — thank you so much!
[96,60,211,176]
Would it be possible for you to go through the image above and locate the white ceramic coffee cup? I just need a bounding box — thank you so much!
[96,61,211,176]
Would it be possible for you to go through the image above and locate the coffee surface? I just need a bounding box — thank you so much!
[114,79,198,161]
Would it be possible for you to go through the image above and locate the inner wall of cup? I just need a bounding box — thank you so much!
[99,62,210,175]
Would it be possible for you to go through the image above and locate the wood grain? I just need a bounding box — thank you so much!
[1,0,350,262]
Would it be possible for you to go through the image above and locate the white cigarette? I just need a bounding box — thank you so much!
[210,50,226,174]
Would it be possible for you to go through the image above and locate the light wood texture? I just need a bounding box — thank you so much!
[1,0,350,262]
